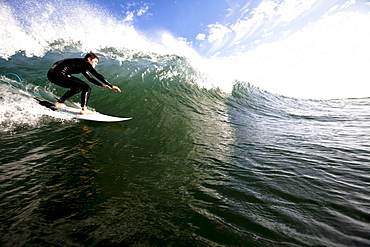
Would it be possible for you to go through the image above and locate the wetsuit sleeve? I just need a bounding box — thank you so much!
[84,66,114,88]
[82,71,104,86]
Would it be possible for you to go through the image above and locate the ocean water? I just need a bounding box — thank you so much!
[1,1,370,246]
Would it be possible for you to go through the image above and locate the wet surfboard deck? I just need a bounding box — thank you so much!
[36,99,132,122]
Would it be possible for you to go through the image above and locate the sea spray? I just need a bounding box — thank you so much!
[0,82,70,132]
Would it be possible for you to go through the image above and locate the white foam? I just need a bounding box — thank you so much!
[0,83,76,132]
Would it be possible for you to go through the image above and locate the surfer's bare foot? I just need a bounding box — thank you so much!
[54,102,66,108]
[80,107,94,115]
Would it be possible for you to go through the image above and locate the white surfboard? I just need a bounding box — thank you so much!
[36,99,132,122]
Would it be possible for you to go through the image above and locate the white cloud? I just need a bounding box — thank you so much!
[196,33,206,41]
[276,0,316,23]
[252,0,279,19]
[328,5,339,13]
[225,8,233,18]
[200,0,319,53]
[282,29,292,36]
[341,0,356,9]
[137,5,149,16]
[123,11,134,22]
[261,31,273,38]
[207,23,231,43]
[121,2,152,23]
[230,18,255,34]
[253,39,261,44]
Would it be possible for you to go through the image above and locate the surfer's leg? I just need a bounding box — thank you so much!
[52,76,91,107]
[59,85,93,115]
[63,76,92,108]
[66,77,93,114]
[58,88,81,103]
[80,83,91,108]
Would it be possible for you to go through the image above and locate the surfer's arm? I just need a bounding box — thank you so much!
[84,65,121,92]
[82,71,121,92]
[83,72,121,92]
[85,66,114,87]
[82,71,105,86]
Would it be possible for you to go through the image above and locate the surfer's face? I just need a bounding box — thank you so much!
[87,58,99,68]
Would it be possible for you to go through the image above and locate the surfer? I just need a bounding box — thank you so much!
[47,53,121,114]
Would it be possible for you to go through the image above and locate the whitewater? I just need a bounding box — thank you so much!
[1,0,370,246]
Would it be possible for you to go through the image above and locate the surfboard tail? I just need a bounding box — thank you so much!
[35,98,58,111]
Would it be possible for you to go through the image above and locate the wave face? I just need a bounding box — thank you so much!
[1,1,370,246]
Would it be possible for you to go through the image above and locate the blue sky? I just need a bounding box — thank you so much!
[93,0,370,57]
[95,0,231,40]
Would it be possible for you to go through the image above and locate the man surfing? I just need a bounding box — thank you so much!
[47,52,121,114]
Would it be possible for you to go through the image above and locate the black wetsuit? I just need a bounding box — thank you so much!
[47,58,113,107]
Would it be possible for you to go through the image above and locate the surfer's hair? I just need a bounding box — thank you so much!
[84,52,99,61]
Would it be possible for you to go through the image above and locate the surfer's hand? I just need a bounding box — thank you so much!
[111,86,121,92]
[102,85,121,92]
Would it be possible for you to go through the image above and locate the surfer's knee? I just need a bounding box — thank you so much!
[81,83,91,93]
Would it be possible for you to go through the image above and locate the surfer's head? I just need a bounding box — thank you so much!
[85,52,99,68]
